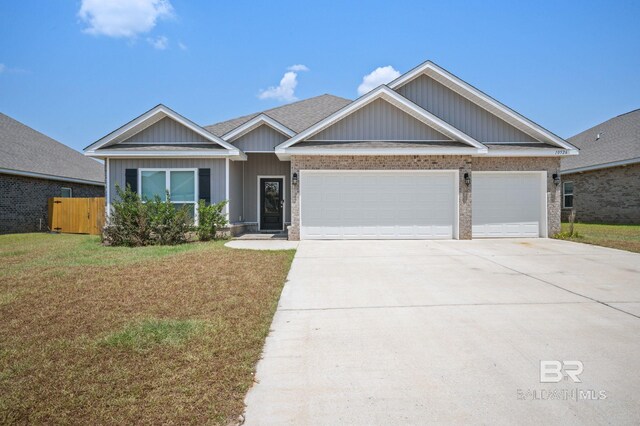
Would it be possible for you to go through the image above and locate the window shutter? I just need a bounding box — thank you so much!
[199,168,211,205]
[125,169,138,193]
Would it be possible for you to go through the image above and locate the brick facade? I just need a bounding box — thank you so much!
[561,163,640,224]
[0,173,104,234]
[288,155,561,240]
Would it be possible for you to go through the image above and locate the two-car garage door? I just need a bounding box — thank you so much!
[298,170,546,240]
[300,171,457,239]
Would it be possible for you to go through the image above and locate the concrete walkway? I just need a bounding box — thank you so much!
[244,239,640,425]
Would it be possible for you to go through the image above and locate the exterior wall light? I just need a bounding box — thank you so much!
[292,172,298,185]
[464,172,471,186]
[552,173,560,185]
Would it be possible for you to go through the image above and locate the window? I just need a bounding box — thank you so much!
[139,169,198,220]
[61,187,72,197]
[563,182,574,208]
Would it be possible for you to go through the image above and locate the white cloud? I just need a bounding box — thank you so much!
[147,35,168,50]
[357,65,401,96]
[0,64,5,74]
[178,41,187,51]
[258,71,299,102]
[287,64,309,72]
[78,0,173,38]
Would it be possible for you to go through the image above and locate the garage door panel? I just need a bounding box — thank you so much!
[300,171,457,240]
[472,172,544,238]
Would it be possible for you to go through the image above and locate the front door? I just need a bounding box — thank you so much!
[260,177,284,231]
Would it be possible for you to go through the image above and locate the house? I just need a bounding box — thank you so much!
[84,60,578,240]
[560,109,640,224]
[0,113,104,234]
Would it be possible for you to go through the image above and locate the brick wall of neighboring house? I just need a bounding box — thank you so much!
[0,173,104,234]
[561,163,640,224]
[288,155,561,240]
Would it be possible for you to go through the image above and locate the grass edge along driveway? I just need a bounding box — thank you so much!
[0,233,294,425]
[555,222,640,253]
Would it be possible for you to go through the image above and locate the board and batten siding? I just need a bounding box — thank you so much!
[232,124,288,152]
[108,158,226,205]
[308,98,451,141]
[228,159,243,223]
[396,75,538,143]
[120,117,209,144]
[242,153,291,224]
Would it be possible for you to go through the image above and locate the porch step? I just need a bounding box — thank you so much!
[233,232,288,240]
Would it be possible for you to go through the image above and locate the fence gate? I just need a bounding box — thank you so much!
[48,197,105,235]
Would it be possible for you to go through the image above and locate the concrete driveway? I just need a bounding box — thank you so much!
[244,239,640,425]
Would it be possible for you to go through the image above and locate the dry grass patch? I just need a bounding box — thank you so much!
[556,222,640,253]
[0,233,294,424]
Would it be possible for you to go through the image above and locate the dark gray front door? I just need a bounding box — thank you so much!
[260,178,283,231]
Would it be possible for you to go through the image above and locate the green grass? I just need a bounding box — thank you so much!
[0,233,295,424]
[0,233,215,273]
[101,319,207,350]
[555,222,640,253]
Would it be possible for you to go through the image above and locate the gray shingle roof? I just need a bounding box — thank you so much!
[204,94,351,137]
[0,113,104,184]
[562,109,640,171]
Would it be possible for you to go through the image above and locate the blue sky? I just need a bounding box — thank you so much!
[0,0,638,152]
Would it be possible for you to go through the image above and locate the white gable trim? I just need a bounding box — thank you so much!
[84,104,240,153]
[276,86,486,151]
[85,149,246,160]
[222,114,296,141]
[388,61,577,150]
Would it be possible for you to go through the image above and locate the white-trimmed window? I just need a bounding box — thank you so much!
[138,169,198,221]
[562,181,574,208]
[61,187,72,197]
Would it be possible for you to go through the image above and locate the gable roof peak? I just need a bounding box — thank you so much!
[84,103,242,156]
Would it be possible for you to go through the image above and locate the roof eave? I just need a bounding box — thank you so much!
[0,167,104,186]
[479,148,579,157]
[85,149,247,161]
[561,157,640,174]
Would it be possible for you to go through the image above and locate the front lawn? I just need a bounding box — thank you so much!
[555,222,640,253]
[0,233,294,424]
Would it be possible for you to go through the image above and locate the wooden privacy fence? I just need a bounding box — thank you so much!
[48,197,105,235]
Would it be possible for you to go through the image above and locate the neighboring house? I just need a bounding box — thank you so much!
[0,113,104,234]
[85,60,578,240]
[560,109,640,224]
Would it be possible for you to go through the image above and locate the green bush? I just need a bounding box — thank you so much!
[103,185,152,246]
[196,199,228,241]
[103,185,194,246]
[146,195,193,245]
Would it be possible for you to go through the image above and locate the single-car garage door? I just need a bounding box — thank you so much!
[472,172,547,238]
[300,170,458,239]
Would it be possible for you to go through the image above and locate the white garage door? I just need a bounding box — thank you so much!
[300,170,458,240]
[472,172,546,238]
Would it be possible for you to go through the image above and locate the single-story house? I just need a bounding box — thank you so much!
[561,109,639,224]
[0,113,104,234]
[84,60,578,240]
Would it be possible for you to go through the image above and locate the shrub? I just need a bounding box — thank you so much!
[103,185,194,246]
[146,195,193,245]
[103,185,152,246]
[196,200,228,241]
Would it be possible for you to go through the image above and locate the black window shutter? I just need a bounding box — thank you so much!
[125,169,138,193]
[199,168,211,205]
